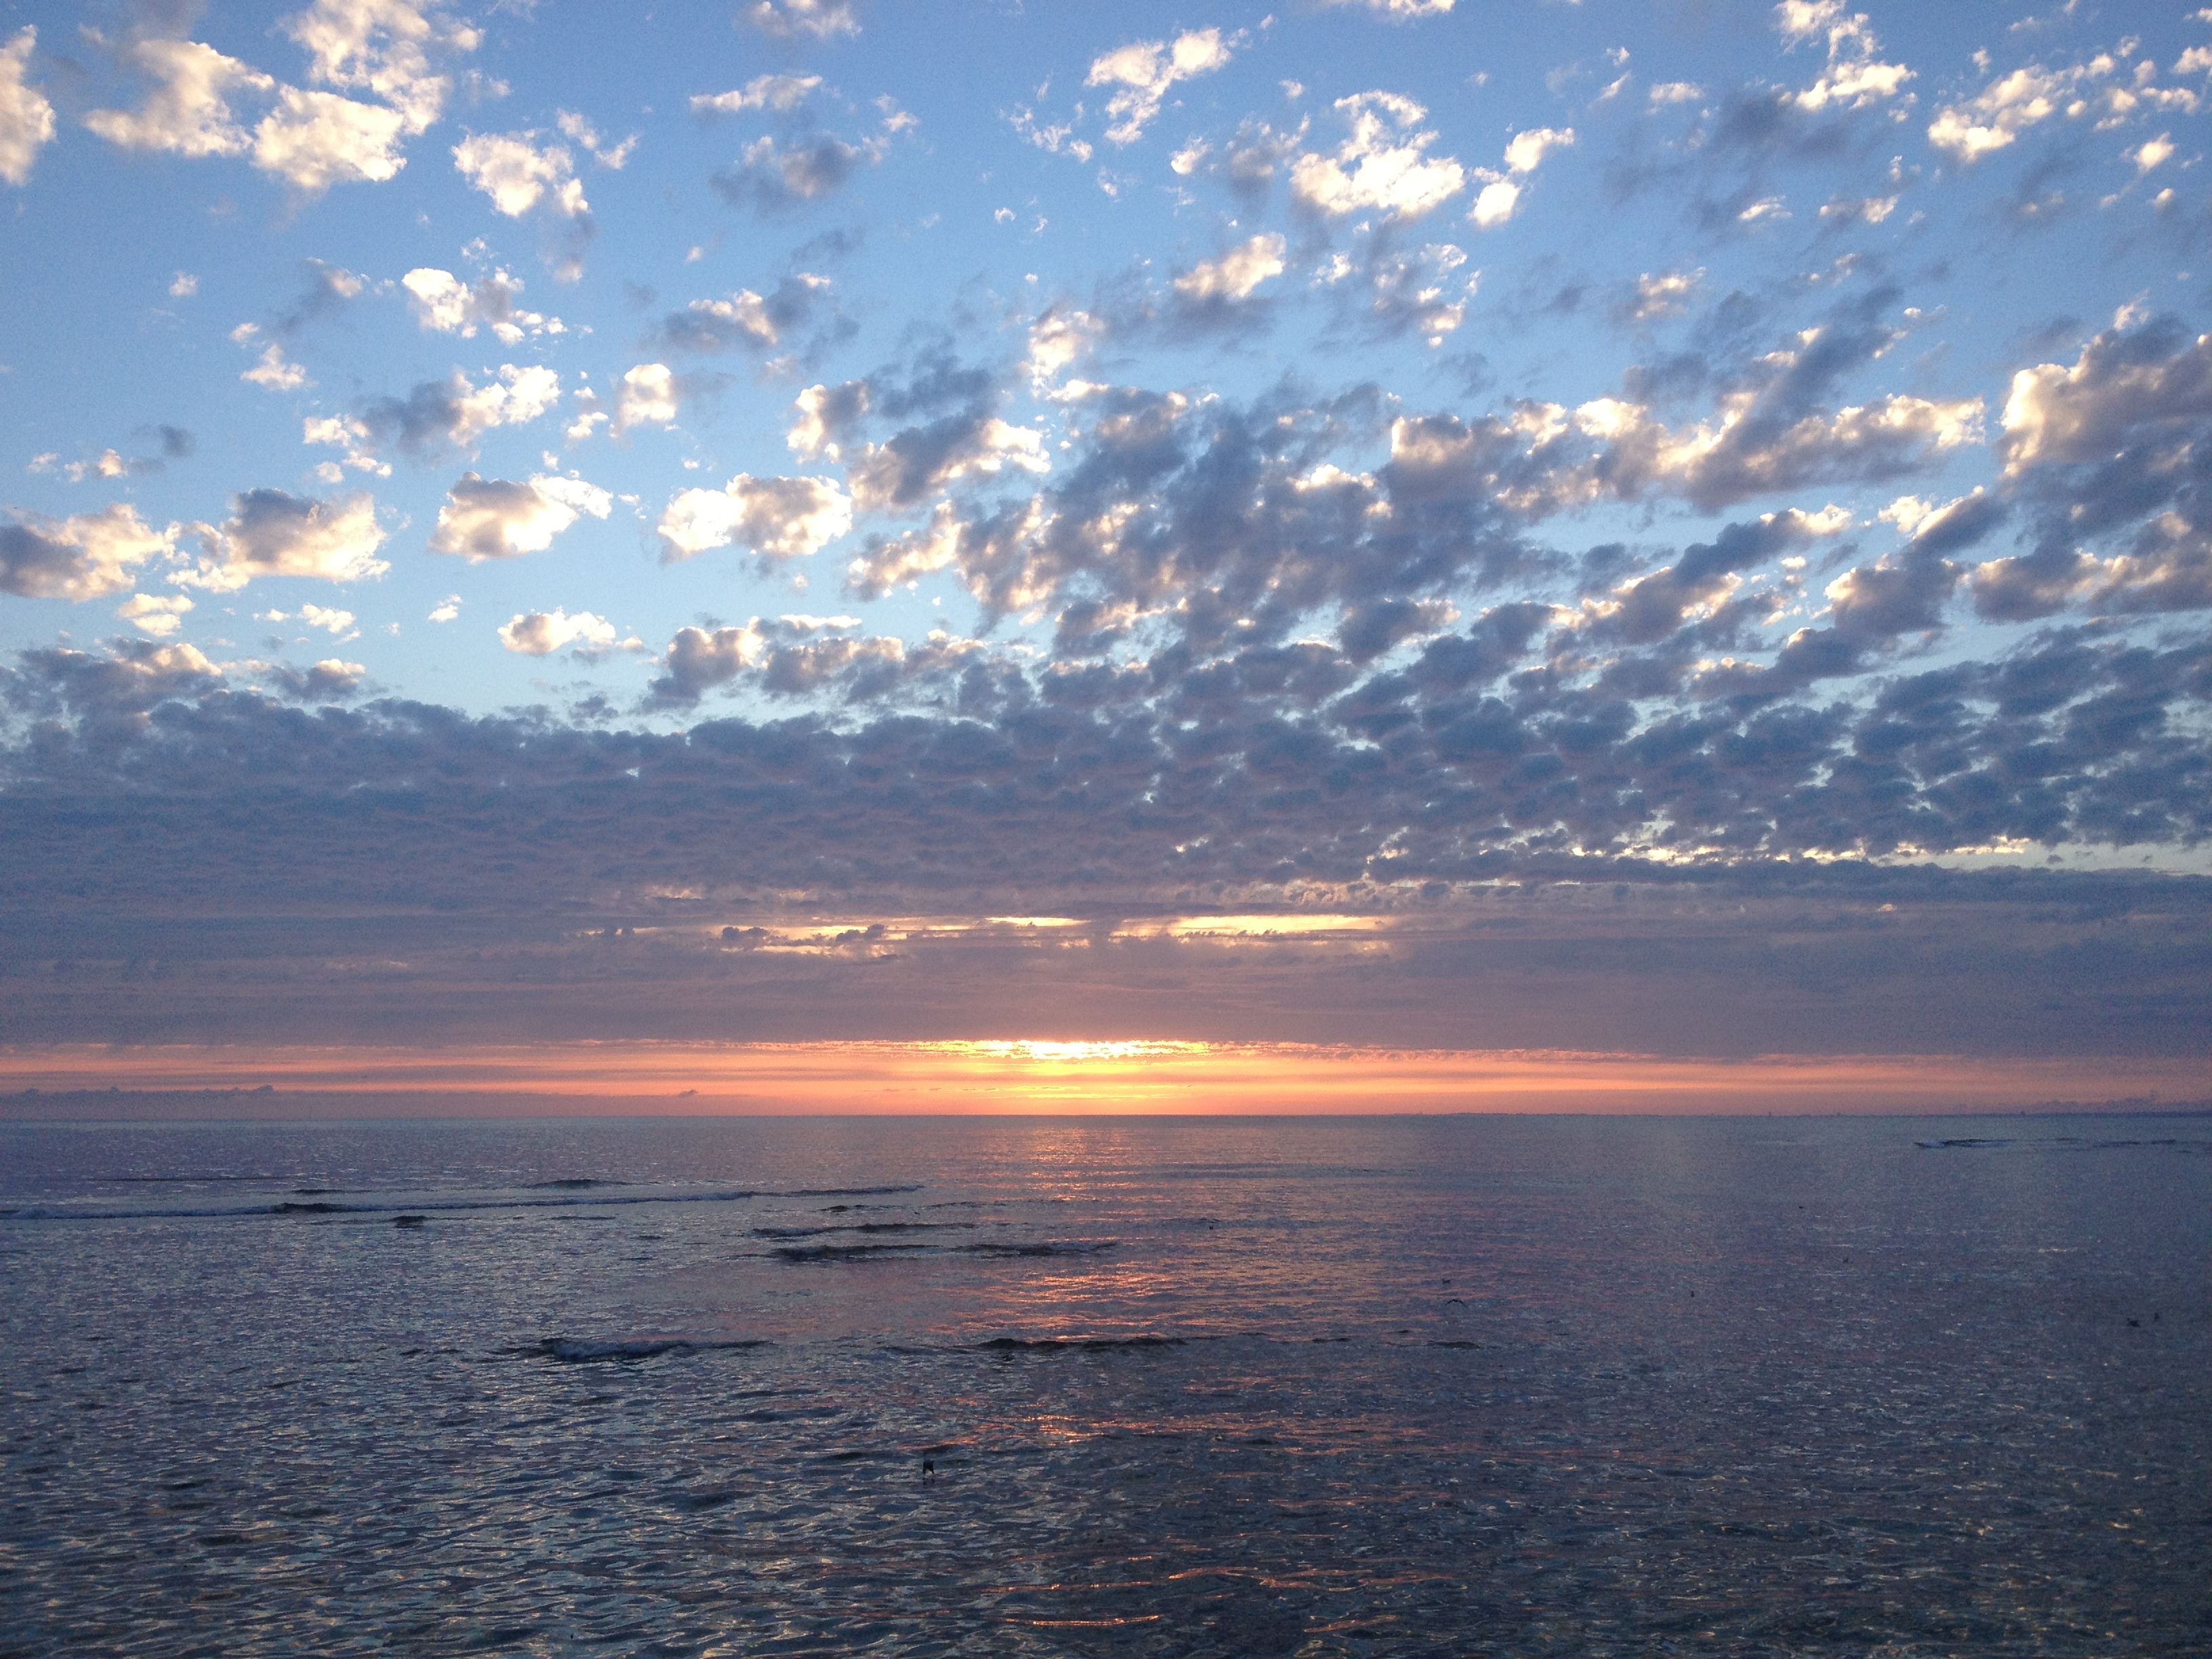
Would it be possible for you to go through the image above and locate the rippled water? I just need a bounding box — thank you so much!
[3,1112,2208,1656]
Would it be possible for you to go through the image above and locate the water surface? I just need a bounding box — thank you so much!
[3,1113,2207,1656]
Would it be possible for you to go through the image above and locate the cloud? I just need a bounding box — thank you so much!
[453,130,593,274]
[651,274,832,354]
[81,5,466,194]
[264,656,367,700]
[1,638,224,727]
[178,489,389,590]
[1087,29,1236,146]
[691,74,822,117]
[400,266,560,342]
[1502,125,1574,176]
[252,84,411,190]
[1319,0,1454,17]
[743,0,859,41]
[1622,268,1703,324]
[351,365,563,460]
[0,505,177,600]
[1173,233,1287,303]
[554,108,636,169]
[281,0,478,134]
[788,380,874,460]
[1578,386,1983,513]
[0,26,55,186]
[1968,316,2212,621]
[642,613,942,705]
[1292,92,1465,221]
[846,414,1049,513]
[1469,126,1572,230]
[258,600,358,634]
[429,472,613,560]
[713,132,887,211]
[612,363,680,434]
[498,607,621,656]
[1999,316,2212,476]
[1332,242,1473,348]
[1927,54,2119,165]
[658,474,853,561]
[117,592,194,637]
[85,37,274,159]
[453,130,583,216]
[1773,0,1914,114]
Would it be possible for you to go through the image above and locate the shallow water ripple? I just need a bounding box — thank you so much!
[2,1113,2208,1656]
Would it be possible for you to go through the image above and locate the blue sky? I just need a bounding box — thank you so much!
[3,0,2211,1070]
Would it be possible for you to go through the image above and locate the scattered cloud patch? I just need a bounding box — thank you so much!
[1293,93,1465,221]
[1087,30,1237,146]
[430,472,613,560]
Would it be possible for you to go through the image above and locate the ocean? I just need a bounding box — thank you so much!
[1,1112,2206,1656]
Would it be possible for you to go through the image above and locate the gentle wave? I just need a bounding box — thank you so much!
[523,1337,774,1363]
[0,1183,922,1222]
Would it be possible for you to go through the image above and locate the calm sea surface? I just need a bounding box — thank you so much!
[1,1112,2207,1657]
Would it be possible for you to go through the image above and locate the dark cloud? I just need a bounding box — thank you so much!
[712,133,886,213]
[1973,315,2212,621]
[649,272,838,355]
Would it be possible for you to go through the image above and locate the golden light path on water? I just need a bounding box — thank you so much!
[0,1040,2203,1115]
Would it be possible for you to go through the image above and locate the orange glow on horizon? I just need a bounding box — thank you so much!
[0,1039,2202,1117]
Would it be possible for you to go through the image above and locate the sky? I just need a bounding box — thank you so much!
[2,0,2211,1110]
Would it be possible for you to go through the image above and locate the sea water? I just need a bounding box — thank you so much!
[1,1112,2206,1656]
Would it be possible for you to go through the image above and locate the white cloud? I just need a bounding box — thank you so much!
[691,74,821,116]
[242,343,311,392]
[302,414,390,478]
[498,607,619,655]
[169,271,199,298]
[743,0,860,41]
[0,26,56,186]
[1628,268,1702,321]
[1774,0,1914,114]
[300,600,358,633]
[118,592,194,637]
[400,266,558,342]
[1174,232,1287,301]
[262,600,358,634]
[281,0,477,134]
[614,363,680,434]
[428,471,612,560]
[453,130,587,217]
[1469,179,1519,228]
[179,489,388,590]
[1467,127,1573,230]
[428,593,461,622]
[1292,92,1465,221]
[0,504,177,600]
[554,108,636,168]
[447,365,562,450]
[1928,56,2114,164]
[1649,81,1704,105]
[252,85,410,190]
[1025,308,1106,391]
[2130,133,2174,173]
[659,473,854,561]
[1086,29,1236,146]
[1010,107,1093,165]
[1502,125,1574,174]
[1319,0,1454,16]
[85,37,274,159]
